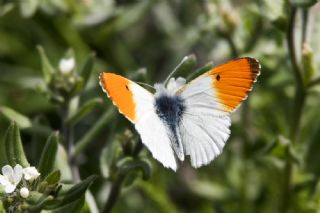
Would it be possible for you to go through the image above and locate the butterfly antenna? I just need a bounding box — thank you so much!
[136,82,155,90]
[163,56,189,86]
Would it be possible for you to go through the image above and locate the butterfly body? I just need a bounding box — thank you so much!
[154,85,186,161]
[100,57,260,171]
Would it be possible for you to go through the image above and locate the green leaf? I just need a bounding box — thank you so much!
[172,54,197,79]
[66,98,102,126]
[18,0,39,17]
[73,108,115,157]
[0,106,32,129]
[55,144,73,181]
[3,122,29,167]
[79,52,95,89]
[51,195,85,213]
[38,132,59,179]
[37,45,55,83]
[305,123,320,176]
[290,0,319,7]
[26,191,46,205]
[117,157,152,181]
[26,192,54,212]
[45,170,61,185]
[44,175,97,209]
[186,62,213,82]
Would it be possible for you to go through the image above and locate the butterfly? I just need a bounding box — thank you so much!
[99,57,260,171]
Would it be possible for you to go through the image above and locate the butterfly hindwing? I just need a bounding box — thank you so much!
[99,73,177,170]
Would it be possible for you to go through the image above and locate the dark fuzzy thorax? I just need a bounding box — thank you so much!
[155,94,185,128]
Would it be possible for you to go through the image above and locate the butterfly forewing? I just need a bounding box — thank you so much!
[210,57,260,112]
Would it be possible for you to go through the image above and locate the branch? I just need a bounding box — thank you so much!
[287,6,303,88]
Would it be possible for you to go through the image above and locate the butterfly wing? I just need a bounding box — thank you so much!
[99,73,177,170]
[177,57,260,168]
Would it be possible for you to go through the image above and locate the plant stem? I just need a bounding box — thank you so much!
[102,140,143,213]
[281,6,307,213]
[102,174,126,213]
[62,100,80,182]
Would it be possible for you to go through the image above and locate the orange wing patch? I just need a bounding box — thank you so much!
[210,57,260,112]
[99,72,136,122]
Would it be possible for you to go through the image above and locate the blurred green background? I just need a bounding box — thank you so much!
[1,0,320,212]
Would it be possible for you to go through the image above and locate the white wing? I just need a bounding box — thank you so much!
[178,74,231,168]
[99,73,177,171]
[177,57,260,168]
[129,83,178,171]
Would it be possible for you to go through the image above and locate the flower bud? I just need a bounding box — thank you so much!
[59,57,75,74]
[20,187,29,198]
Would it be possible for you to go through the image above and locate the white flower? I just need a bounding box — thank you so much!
[0,164,23,193]
[20,187,29,198]
[59,57,75,74]
[23,167,40,181]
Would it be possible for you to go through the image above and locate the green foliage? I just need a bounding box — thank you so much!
[2,122,29,167]
[1,0,320,212]
[0,124,96,212]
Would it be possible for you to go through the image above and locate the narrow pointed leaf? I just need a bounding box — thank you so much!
[306,123,320,176]
[173,54,197,78]
[73,108,115,156]
[27,192,54,212]
[45,170,61,185]
[44,175,97,209]
[79,52,95,89]
[37,45,55,83]
[38,132,59,178]
[52,195,85,213]
[186,62,213,82]
[66,98,102,126]
[117,157,152,180]
[0,106,32,129]
[4,122,29,167]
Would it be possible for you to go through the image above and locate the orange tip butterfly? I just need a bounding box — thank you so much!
[99,57,261,171]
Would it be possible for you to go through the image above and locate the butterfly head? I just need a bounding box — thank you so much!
[154,77,186,96]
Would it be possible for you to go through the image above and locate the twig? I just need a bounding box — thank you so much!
[287,7,303,88]
[302,8,310,46]
[62,101,80,182]
[103,174,126,213]
[282,6,307,213]
[102,139,144,213]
